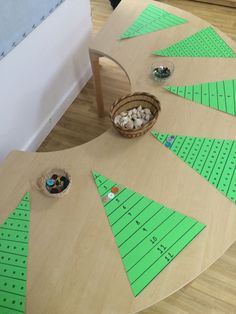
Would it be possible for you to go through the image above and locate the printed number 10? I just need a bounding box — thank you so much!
[150,236,157,244]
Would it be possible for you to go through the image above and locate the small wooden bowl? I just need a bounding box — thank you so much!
[37,168,71,198]
[110,92,161,138]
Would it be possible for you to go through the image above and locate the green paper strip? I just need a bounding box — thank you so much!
[153,26,236,57]
[152,131,236,204]
[165,79,236,116]
[92,171,205,296]
[0,192,31,314]
[120,4,188,39]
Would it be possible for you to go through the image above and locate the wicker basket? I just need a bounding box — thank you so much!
[110,92,161,138]
[36,168,71,198]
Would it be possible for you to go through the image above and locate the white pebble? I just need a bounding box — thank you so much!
[133,118,143,129]
[125,119,134,129]
[144,108,151,115]
[114,115,121,125]
[114,105,153,130]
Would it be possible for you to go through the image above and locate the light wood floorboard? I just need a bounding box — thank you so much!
[38,1,236,313]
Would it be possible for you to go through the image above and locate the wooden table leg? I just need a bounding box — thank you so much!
[89,50,105,117]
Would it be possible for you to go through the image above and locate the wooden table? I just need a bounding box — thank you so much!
[1,0,236,313]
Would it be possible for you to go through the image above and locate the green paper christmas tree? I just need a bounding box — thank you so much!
[153,26,236,57]
[165,79,236,116]
[119,4,188,39]
[92,171,205,296]
[152,131,236,204]
[0,192,31,314]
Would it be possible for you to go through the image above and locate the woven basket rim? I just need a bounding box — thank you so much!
[110,92,160,113]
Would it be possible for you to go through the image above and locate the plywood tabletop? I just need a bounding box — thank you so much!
[1,0,236,313]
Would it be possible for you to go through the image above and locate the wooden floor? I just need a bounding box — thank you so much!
[38,1,236,313]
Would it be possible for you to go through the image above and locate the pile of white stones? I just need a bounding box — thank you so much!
[114,105,153,130]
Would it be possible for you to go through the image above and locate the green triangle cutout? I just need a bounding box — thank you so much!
[119,4,188,39]
[165,79,236,116]
[152,131,236,204]
[92,171,205,296]
[153,26,236,57]
[0,192,31,314]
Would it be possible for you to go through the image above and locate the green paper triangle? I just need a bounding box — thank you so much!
[92,171,205,296]
[92,170,100,180]
[120,4,188,39]
[152,131,236,204]
[153,26,236,57]
[165,79,236,116]
[0,193,31,314]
